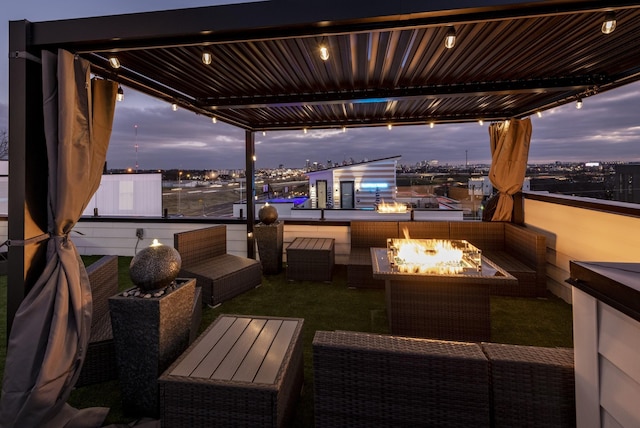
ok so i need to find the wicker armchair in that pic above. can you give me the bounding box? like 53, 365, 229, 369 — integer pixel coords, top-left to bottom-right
77, 255, 119, 387
174, 225, 262, 307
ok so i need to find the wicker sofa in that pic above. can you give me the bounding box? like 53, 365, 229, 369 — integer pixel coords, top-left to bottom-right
347, 220, 547, 297
313, 330, 575, 428
174, 225, 262, 307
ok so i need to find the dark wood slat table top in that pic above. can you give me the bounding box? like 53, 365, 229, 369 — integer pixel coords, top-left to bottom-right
170, 314, 302, 384
288, 237, 334, 252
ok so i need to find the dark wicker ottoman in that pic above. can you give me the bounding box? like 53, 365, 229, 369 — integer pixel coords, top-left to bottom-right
313, 330, 490, 427
481, 342, 575, 428
286, 237, 334, 281
159, 314, 304, 428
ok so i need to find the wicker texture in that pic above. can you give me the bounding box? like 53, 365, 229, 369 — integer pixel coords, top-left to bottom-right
174, 225, 262, 306
286, 237, 334, 281
78, 255, 119, 387
400, 221, 450, 239
481, 343, 576, 428
159, 315, 304, 427
347, 221, 399, 288
313, 330, 490, 428
387, 277, 492, 342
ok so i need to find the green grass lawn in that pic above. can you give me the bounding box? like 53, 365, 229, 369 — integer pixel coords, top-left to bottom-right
0, 257, 573, 426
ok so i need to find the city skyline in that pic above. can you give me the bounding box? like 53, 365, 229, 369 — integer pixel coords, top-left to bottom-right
3, 1, 640, 170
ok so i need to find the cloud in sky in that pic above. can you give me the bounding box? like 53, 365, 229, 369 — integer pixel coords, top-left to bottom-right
2, 1, 640, 170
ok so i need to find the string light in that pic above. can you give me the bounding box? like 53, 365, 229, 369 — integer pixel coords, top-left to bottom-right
387, 123, 393, 130
172, 103, 178, 111
303, 128, 308, 134
202, 50, 212, 65
319, 39, 330, 61
478, 119, 484, 126
429, 122, 435, 128
444, 27, 456, 49
211, 117, 217, 123
536, 111, 542, 118
576, 98, 583, 109
108, 56, 121, 69
601, 12, 617, 35
116, 85, 124, 102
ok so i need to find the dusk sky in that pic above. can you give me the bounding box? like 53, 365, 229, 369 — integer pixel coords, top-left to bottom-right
3, 1, 640, 170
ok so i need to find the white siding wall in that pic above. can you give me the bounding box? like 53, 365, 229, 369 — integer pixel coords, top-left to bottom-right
83, 174, 163, 217
523, 194, 640, 302
573, 288, 640, 428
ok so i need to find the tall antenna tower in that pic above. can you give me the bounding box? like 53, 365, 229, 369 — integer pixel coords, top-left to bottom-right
134, 124, 139, 173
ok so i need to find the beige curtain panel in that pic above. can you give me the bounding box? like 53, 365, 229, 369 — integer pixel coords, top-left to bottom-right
0, 49, 117, 427
487, 118, 532, 222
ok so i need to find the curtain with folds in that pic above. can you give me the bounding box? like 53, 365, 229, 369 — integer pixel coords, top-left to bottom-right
0, 49, 117, 428
487, 118, 532, 222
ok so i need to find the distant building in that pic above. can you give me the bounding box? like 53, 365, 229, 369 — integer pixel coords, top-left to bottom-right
306, 156, 400, 209
613, 164, 640, 203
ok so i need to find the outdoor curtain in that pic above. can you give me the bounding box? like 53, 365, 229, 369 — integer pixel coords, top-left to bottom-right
487, 118, 532, 222
0, 49, 117, 427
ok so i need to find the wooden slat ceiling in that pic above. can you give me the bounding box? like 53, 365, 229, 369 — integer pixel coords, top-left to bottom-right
74, 2, 640, 132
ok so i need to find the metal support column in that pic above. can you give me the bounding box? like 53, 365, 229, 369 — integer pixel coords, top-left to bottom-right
7, 20, 49, 334
245, 130, 256, 258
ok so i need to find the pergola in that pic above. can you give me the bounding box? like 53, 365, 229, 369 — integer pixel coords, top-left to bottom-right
8, 0, 640, 325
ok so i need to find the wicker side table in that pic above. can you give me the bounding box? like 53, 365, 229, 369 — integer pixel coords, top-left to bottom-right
286, 237, 335, 281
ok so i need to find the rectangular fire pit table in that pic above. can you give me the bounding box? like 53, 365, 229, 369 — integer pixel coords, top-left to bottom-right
158, 314, 304, 427
371, 247, 516, 342
286, 237, 335, 281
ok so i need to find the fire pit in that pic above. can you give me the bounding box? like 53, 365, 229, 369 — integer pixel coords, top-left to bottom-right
387, 238, 481, 275
371, 239, 516, 341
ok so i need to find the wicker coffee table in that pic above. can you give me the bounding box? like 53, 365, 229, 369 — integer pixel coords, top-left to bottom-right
159, 314, 304, 427
371, 247, 516, 341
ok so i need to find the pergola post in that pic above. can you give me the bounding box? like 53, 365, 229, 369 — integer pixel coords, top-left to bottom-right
245, 130, 255, 258
7, 20, 49, 334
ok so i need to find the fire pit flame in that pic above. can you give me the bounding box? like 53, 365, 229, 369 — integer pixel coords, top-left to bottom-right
376, 201, 408, 213
388, 229, 482, 275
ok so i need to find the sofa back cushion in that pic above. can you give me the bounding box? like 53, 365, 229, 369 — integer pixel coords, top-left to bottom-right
174, 225, 227, 268
399, 221, 450, 240
449, 221, 505, 251
350, 221, 399, 248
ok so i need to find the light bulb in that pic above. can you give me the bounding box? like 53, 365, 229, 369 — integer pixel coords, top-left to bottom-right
576, 98, 583, 109
303, 128, 308, 134
478, 119, 484, 126
117, 86, 124, 102
108, 56, 121, 69
319, 45, 329, 61
387, 123, 393, 130
211, 117, 217, 123
202, 51, 212, 65
172, 103, 178, 111
536, 111, 542, 118
430, 122, 434, 128
601, 12, 616, 35
444, 27, 456, 49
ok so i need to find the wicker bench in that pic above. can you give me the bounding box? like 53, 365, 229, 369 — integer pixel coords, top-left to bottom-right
174, 225, 262, 307
77, 255, 119, 387
313, 330, 575, 428
313, 330, 491, 427
159, 314, 304, 427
